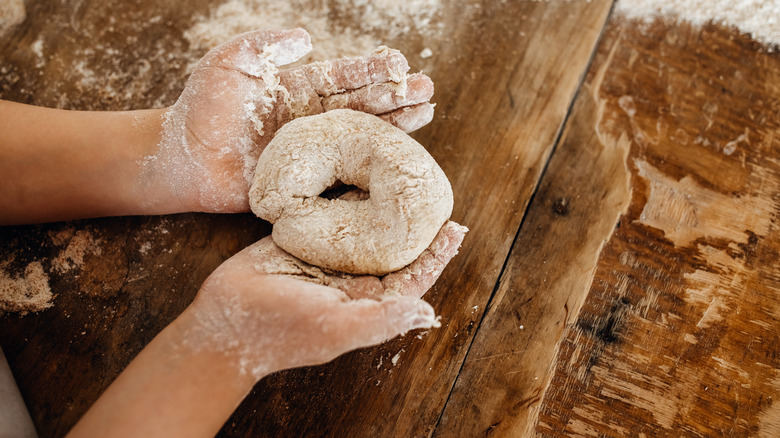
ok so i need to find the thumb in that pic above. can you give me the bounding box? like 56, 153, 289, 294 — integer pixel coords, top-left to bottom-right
331, 297, 441, 351
208, 28, 312, 75
382, 221, 468, 298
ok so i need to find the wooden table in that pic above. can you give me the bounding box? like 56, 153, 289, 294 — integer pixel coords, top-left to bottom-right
2, 1, 779, 436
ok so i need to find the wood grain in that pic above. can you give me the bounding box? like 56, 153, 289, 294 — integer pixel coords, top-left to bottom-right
434, 55, 631, 437
0, 0, 213, 111
531, 17, 780, 437
0, 0, 613, 437
218, 1, 615, 436
5, 1, 778, 437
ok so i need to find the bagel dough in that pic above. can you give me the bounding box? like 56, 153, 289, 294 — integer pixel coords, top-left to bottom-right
249, 109, 453, 276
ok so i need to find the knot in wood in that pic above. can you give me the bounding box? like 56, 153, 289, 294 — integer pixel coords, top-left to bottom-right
551, 197, 569, 216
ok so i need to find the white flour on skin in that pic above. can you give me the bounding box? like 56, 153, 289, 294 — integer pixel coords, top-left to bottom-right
148, 35, 314, 212
182, 287, 438, 380
616, 0, 780, 50
148, 31, 423, 213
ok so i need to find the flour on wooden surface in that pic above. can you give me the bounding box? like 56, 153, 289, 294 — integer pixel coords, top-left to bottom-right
0, 0, 25, 36
4, 0, 442, 110
0, 261, 53, 315
391, 349, 404, 366
184, 0, 442, 65
616, 0, 780, 49
50, 229, 103, 274
0, 228, 106, 315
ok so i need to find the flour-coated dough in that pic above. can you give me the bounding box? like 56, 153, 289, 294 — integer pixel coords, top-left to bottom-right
249, 109, 453, 275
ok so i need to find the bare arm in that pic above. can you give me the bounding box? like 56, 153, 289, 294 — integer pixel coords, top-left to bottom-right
0, 28, 434, 225
0, 102, 167, 224
67, 222, 467, 438
64, 306, 255, 438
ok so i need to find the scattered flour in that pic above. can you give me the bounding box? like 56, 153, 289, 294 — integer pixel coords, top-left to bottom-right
0, 0, 25, 36
30, 37, 46, 68
184, 0, 442, 66
50, 229, 103, 274
0, 228, 104, 315
391, 350, 403, 366
4, 0, 443, 109
0, 261, 53, 315
30, 37, 44, 57
616, 0, 780, 49
139, 241, 153, 255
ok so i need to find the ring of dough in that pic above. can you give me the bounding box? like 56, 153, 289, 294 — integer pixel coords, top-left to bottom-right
249, 109, 453, 276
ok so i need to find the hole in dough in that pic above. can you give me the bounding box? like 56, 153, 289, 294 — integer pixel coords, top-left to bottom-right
319, 181, 369, 200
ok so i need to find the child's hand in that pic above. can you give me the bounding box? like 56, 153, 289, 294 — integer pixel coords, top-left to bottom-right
148, 28, 435, 214
185, 221, 466, 378
66, 222, 464, 437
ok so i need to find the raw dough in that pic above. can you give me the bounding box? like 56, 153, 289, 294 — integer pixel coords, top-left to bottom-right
249, 109, 453, 275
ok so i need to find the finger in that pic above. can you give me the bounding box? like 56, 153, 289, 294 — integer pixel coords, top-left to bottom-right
321, 73, 434, 115
299, 47, 410, 96
329, 296, 440, 351
276, 68, 325, 120
207, 28, 312, 76
381, 221, 468, 298
379, 102, 435, 133
273, 47, 413, 122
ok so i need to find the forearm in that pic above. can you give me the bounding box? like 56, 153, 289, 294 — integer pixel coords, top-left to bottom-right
0, 101, 171, 224
66, 306, 259, 438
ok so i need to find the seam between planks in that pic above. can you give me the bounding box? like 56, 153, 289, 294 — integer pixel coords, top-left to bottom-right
429, 1, 618, 436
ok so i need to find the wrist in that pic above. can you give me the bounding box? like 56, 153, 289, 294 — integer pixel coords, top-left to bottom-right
67, 301, 260, 438
127, 107, 197, 215
178, 294, 273, 387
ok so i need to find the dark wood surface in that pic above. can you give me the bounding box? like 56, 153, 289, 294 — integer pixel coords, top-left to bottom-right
2, 1, 779, 437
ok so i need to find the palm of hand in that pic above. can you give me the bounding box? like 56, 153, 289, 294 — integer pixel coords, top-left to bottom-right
171, 62, 269, 212
189, 221, 466, 378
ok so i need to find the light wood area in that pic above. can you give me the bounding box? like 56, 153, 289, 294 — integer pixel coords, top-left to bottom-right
2, 1, 780, 437
533, 18, 780, 437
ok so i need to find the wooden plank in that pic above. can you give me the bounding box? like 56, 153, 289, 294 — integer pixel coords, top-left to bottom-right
433, 32, 631, 437
0, 1, 612, 437
0, 214, 267, 437
2, 4, 227, 438
0, 0, 212, 111
525, 17, 780, 437
218, 1, 615, 436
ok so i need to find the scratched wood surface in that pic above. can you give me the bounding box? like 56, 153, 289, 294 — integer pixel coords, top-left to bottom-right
0, 1, 613, 437
428, 5, 780, 438
5, 2, 779, 437
530, 17, 780, 437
